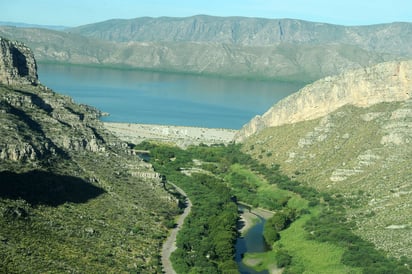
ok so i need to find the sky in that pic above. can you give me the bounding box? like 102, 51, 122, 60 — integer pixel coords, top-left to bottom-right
1, 0, 411, 27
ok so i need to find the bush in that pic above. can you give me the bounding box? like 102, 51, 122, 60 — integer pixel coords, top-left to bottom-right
275, 249, 292, 268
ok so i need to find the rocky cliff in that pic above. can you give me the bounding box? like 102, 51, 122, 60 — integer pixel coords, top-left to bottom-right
0, 38, 178, 273
235, 60, 412, 142
0, 37, 38, 85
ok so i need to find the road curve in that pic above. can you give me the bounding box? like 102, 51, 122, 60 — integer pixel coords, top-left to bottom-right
161, 183, 192, 274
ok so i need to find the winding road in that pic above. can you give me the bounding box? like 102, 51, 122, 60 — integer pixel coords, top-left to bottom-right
161, 183, 192, 274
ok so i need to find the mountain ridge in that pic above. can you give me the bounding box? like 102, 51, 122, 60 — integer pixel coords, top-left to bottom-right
1, 16, 411, 82
69, 15, 412, 56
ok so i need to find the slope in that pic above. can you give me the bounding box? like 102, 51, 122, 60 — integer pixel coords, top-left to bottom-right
241, 60, 412, 258
0, 37, 179, 273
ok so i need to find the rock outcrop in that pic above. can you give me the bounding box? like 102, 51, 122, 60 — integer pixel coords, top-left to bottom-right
235, 60, 412, 142
0, 37, 126, 162
0, 37, 38, 86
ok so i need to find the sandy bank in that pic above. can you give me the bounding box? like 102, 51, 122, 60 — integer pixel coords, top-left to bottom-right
238, 207, 274, 235
103, 122, 237, 147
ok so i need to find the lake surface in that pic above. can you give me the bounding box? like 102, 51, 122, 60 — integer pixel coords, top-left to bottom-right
37, 64, 303, 129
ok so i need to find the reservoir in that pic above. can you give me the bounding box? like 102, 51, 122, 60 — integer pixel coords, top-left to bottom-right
37, 64, 303, 129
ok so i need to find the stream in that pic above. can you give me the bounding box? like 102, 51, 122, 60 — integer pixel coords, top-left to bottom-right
236, 207, 270, 274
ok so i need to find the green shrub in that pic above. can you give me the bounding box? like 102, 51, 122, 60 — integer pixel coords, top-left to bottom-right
275, 249, 292, 268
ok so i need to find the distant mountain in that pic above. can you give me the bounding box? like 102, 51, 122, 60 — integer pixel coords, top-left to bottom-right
70, 15, 412, 56
239, 59, 412, 258
0, 37, 178, 272
0, 15, 411, 81
0, 21, 68, 31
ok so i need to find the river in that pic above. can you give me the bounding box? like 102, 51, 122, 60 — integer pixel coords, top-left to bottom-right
236, 206, 272, 274
37, 63, 303, 129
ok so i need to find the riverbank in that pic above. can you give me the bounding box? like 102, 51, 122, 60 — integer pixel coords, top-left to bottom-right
103, 122, 237, 147
239, 206, 275, 236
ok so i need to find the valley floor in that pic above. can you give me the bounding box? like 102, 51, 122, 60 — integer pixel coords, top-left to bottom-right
103, 122, 237, 147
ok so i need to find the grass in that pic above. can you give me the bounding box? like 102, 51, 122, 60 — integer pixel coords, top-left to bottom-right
224, 162, 360, 272
243, 208, 362, 273
243, 101, 412, 259
276, 211, 361, 273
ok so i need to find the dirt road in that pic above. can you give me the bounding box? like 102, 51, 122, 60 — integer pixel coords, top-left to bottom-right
161, 183, 192, 274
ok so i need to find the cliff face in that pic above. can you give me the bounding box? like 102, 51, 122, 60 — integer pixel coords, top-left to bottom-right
235, 60, 412, 142
0, 37, 38, 85
0, 37, 115, 162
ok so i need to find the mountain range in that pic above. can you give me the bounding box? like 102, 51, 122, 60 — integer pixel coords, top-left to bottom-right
1, 15, 411, 82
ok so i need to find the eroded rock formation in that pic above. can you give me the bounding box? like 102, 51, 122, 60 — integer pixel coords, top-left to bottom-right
0, 37, 116, 162
0, 37, 38, 86
235, 60, 412, 142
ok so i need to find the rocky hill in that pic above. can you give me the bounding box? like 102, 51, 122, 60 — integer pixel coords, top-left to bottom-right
0, 38, 179, 273
235, 60, 412, 141
240, 60, 412, 258
1, 16, 411, 82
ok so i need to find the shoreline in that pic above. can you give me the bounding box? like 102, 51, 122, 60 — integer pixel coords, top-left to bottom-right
103, 122, 237, 147
238, 206, 275, 236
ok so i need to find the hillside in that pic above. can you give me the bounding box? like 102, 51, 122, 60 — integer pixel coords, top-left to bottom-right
1, 15, 411, 82
70, 16, 412, 55
240, 60, 412, 258
0, 37, 179, 273
235, 60, 412, 141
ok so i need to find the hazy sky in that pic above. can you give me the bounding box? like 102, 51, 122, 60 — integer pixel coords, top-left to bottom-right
1, 0, 411, 27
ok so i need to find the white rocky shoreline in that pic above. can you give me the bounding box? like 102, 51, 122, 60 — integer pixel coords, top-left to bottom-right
103, 122, 237, 147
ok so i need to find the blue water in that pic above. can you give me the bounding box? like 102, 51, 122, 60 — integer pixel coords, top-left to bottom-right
37, 64, 303, 129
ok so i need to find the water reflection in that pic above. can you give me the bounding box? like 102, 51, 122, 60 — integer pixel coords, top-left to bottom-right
37, 64, 304, 129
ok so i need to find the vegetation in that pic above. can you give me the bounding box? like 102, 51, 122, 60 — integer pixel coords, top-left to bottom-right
136, 142, 240, 273
0, 84, 180, 273
2, 79, 410, 272
0, 155, 180, 273
136, 141, 411, 273
305, 210, 412, 273
244, 102, 412, 259
263, 208, 296, 246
